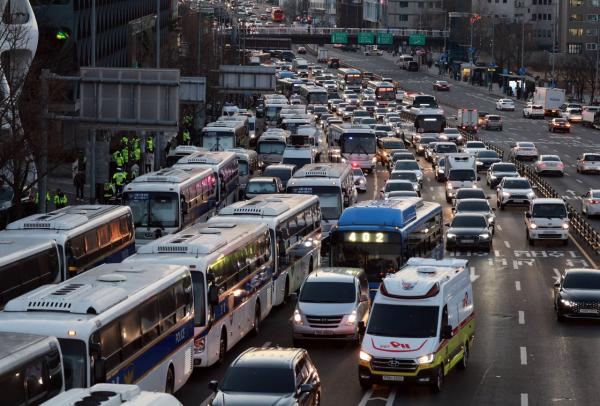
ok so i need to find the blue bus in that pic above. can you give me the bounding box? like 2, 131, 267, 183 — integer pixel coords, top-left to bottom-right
329, 198, 443, 296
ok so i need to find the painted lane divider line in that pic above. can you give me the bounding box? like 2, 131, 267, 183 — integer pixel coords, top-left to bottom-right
515, 281, 522, 291
518, 311, 525, 325
520, 347, 527, 365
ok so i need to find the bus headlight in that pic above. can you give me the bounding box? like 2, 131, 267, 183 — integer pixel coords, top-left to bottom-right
293, 309, 303, 324
416, 353, 435, 365
194, 337, 206, 353
529, 223, 537, 229
359, 351, 372, 362
562, 223, 569, 230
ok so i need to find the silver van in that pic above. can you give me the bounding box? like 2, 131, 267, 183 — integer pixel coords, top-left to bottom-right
292, 267, 370, 346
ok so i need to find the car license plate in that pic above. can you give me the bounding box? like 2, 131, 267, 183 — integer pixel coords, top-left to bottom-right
314, 329, 334, 335
579, 309, 598, 314
461, 239, 474, 244
382, 376, 404, 382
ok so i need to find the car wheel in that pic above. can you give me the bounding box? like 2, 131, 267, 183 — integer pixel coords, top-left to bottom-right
430, 365, 444, 393
527, 231, 534, 246
218, 331, 227, 365
359, 375, 372, 390
556, 310, 565, 323
563, 239, 569, 246
165, 366, 175, 394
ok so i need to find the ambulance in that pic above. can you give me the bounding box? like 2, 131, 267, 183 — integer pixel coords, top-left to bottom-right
357, 258, 474, 392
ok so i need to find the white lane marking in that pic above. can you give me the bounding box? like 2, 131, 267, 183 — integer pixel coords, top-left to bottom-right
521, 393, 529, 406
565, 172, 570, 177
470, 266, 480, 282
564, 154, 571, 159
518, 311, 525, 325
262, 341, 271, 348
496, 224, 503, 231
504, 240, 511, 249
576, 179, 583, 183
553, 268, 562, 282
429, 186, 434, 191
569, 234, 599, 269
515, 281, 522, 291
385, 388, 397, 406
520, 346, 527, 365
357, 389, 374, 406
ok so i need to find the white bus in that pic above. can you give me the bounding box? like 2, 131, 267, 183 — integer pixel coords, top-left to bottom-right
399, 106, 447, 139
173, 150, 240, 210
298, 84, 328, 105
227, 148, 259, 195
0, 263, 195, 393
257, 131, 289, 169
166, 145, 204, 167
366, 81, 396, 107
264, 96, 289, 126
0, 332, 64, 403
0, 238, 61, 309
329, 124, 377, 172
3, 205, 135, 279
125, 222, 273, 368
202, 120, 247, 151
286, 163, 357, 237
210, 194, 321, 306
122, 167, 217, 244
337, 68, 362, 92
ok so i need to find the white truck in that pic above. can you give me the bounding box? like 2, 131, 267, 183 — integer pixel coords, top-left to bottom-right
582, 105, 600, 128
456, 108, 478, 133
533, 87, 565, 116
317, 48, 328, 63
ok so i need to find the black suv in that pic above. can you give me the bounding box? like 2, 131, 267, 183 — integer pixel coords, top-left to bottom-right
209, 347, 322, 406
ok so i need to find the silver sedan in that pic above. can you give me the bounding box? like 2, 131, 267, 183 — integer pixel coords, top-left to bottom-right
534, 155, 564, 176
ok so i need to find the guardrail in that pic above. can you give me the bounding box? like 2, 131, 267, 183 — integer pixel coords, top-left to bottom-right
458, 128, 600, 258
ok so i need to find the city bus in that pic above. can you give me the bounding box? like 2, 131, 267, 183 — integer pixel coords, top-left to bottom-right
0, 262, 195, 392
0, 332, 64, 403
209, 194, 321, 306
329, 123, 377, 172
0, 238, 61, 309
122, 167, 217, 244
298, 84, 328, 105
271, 7, 284, 22
399, 106, 447, 142
125, 222, 273, 368
264, 95, 289, 126
366, 81, 396, 107
286, 163, 357, 237
257, 130, 290, 169
337, 68, 362, 92
173, 150, 240, 210
201, 120, 247, 151
166, 145, 204, 167
227, 148, 259, 196
402, 91, 438, 108
3, 205, 135, 279
329, 198, 443, 296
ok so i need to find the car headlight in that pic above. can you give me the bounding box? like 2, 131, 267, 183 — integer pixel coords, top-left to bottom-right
527, 191, 536, 199
438, 168, 444, 174
359, 179, 366, 184
562, 223, 569, 230
476, 161, 483, 166
293, 309, 303, 324
413, 184, 419, 191
446, 183, 453, 190
346, 311, 357, 325
560, 299, 575, 307
372, 157, 377, 164
479, 233, 490, 239
502, 192, 510, 198
529, 223, 537, 229
457, 135, 464, 140
490, 175, 497, 179
359, 351, 372, 362
447, 233, 456, 239
416, 353, 435, 365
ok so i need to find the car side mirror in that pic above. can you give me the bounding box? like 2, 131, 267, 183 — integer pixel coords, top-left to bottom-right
444, 222, 450, 227
553, 281, 561, 288
477, 176, 481, 181
208, 285, 219, 305
525, 212, 531, 218
358, 321, 366, 335
208, 380, 219, 392
299, 383, 315, 395
441, 325, 453, 339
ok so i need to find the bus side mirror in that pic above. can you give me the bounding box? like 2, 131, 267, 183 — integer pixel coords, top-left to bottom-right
525, 212, 531, 218
93, 357, 107, 383
208, 285, 219, 305
181, 200, 188, 215
278, 241, 287, 257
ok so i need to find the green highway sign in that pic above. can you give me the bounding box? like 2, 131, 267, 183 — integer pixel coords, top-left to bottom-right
331, 32, 348, 44
357, 32, 375, 45
377, 33, 393, 45
409, 34, 426, 46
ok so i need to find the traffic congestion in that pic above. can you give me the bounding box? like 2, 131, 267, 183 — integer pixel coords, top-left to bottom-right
3, 15, 600, 406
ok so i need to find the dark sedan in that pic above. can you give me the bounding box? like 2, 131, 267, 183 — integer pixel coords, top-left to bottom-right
209, 347, 321, 406
554, 269, 600, 322
445, 213, 492, 251
476, 150, 502, 172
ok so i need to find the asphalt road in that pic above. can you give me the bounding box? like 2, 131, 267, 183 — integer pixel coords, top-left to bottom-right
315, 46, 600, 231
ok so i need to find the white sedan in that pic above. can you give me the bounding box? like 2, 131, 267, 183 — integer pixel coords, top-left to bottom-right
496, 99, 515, 111
582, 189, 600, 217
534, 155, 564, 176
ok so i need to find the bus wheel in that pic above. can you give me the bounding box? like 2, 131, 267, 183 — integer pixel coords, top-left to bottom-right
165, 365, 175, 394
430, 365, 444, 393
458, 342, 469, 370
218, 330, 227, 365
252, 304, 261, 336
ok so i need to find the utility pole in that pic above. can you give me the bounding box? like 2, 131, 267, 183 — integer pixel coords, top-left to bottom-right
520, 18, 525, 71
90, 0, 97, 203
551, 0, 557, 86
91, 0, 96, 67
156, 0, 161, 68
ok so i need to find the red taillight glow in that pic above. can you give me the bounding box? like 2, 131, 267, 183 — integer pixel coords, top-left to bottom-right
351, 162, 359, 168
590, 200, 600, 204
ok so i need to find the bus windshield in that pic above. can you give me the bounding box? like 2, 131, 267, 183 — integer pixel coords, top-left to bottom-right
308, 93, 328, 105
345, 74, 362, 85
368, 304, 439, 338
287, 185, 342, 220
266, 106, 282, 122
124, 192, 179, 229
376, 89, 395, 101
58, 338, 87, 389
202, 131, 234, 151
341, 133, 376, 155
257, 141, 286, 155
415, 115, 445, 133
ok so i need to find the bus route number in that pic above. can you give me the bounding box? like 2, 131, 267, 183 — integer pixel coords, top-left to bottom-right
345, 232, 387, 243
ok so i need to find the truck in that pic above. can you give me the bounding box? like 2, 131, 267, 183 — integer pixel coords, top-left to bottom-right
582, 105, 600, 128
317, 48, 328, 63
456, 108, 478, 133
533, 87, 565, 116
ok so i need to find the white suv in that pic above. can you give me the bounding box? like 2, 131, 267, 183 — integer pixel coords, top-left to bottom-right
525, 198, 569, 246
496, 177, 535, 209
523, 103, 544, 119
509, 142, 538, 161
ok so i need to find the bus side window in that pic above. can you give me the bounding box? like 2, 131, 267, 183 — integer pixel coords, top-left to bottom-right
158, 287, 177, 332
100, 322, 122, 372
140, 298, 160, 344
120, 310, 142, 360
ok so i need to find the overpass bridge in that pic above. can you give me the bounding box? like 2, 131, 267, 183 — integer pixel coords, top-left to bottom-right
225, 27, 448, 50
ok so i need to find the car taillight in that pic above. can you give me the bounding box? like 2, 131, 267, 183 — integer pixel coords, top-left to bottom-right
538, 163, 546, 168
590, 200, 600, 204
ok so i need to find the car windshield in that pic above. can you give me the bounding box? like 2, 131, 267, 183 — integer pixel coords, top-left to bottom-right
353, 168, 364, 176
300, 282, 356, 303
282, 157, 310, 168
519, 143, 535, 148
436, 144, 457, 153
541, 156, 560, 162
375, 125, 393, 132
221, 366, 295, 393
451, 215, 487, 228
591, 191, 600, 198
393, 153, 414, 161
382, 140, 405, 149
504, 179, 531, 189
390, 172, 417, 182
394, 161, 419, 170
487, 116, 500, 121
562, 273, 600, 290
554, 119, 567, 123
456, 190, 486, 200
467, 142, 485, 149
419, 137, 438, 145
354, 111, 369, 117
478, 151, 498, 158
258, 141, 286, 155
367, 304, 439, 338
532, 203, 567, 218
444, 129, 459, 134
457, 201, 489, 212
584, 155, 600, 161
448, 169, 476, 181
263, 168, 292, 183
124, 192, 179, 228
492, 164, 516, 172
247, 181, 277, 194
385, 182, 413, 192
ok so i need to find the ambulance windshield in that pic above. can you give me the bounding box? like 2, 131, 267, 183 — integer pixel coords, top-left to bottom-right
367, 304, 439, 338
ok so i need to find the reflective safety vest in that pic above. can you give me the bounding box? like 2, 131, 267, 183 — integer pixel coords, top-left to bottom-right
121, 148, 129, 163
112, 151, 123, 167
113, 171, 128, 186
34, 192, 51, 204
133, 147, 141, 161
103, 182, 116, 197
121, 136, 129, 146
182, 130, 191, 143
53, 193, 67, 206
146, 137, 154, 152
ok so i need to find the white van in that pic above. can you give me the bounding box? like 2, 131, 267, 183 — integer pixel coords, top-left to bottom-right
282, 145, 315, 170
525, 198, 569, 246
444, 153, 478, 203
358, 258, 474, 392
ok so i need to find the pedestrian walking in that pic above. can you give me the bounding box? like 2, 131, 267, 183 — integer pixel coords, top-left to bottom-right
73, 170, 86, 200
131, 163, 140, 180
53, 189, 68, 209
103, 182, 116, 204
145, 151, 154, 173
